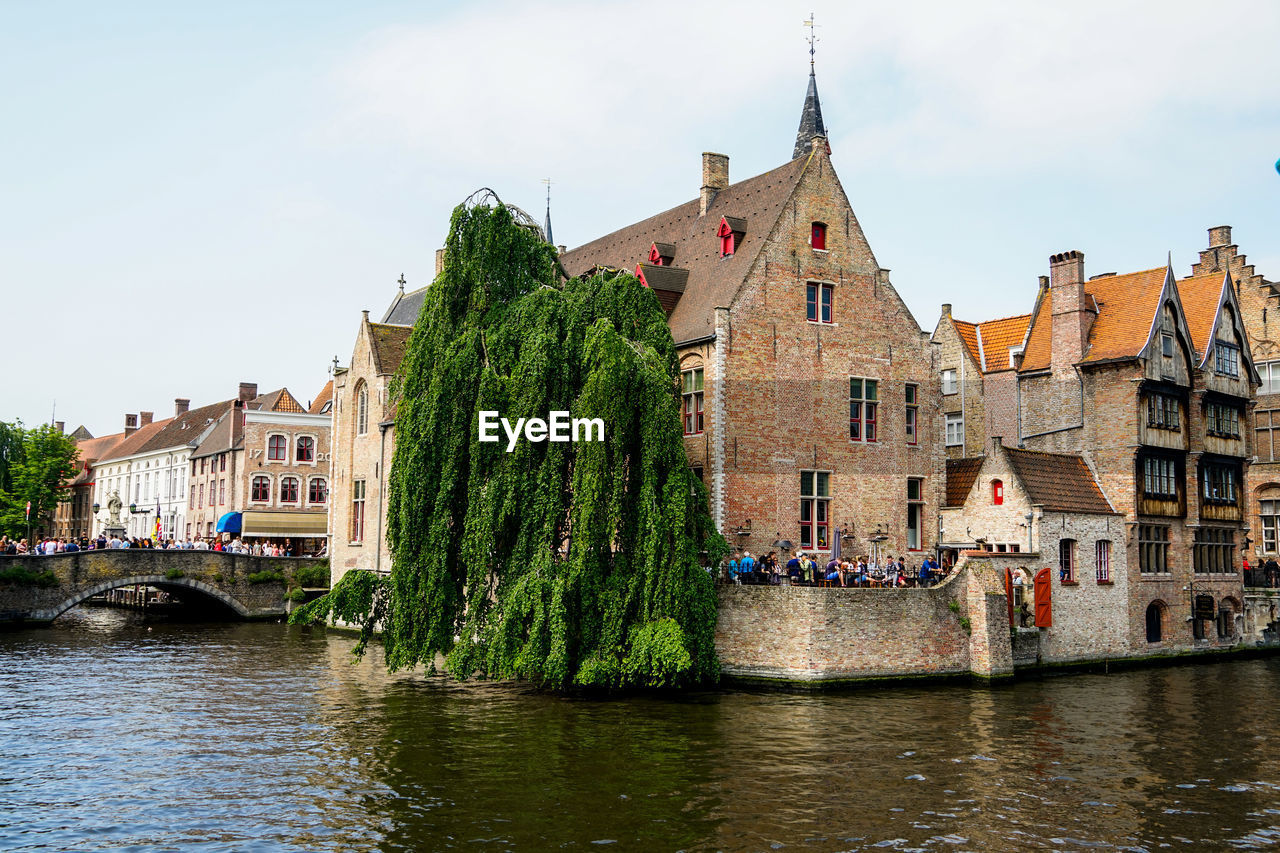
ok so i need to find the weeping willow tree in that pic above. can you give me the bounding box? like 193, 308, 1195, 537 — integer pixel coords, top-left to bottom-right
295, 198, 726, 690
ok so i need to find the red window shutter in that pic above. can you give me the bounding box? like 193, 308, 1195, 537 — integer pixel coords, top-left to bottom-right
634, 265, 649, 288
993, 479, 1004, 505
717, 217, 735, 257
1033, 567, 1052, 627
648, 243, 662, 265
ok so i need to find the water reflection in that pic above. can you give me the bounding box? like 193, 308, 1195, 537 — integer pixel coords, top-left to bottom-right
2, 610, 1280, 851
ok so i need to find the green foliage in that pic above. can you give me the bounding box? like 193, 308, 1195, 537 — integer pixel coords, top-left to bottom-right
304, 201, 726, 690
246, 570, 285, 585
164, 568, 185, 580
0, 422, 79, 538
959, 616, 972, 635
0, 565, 60, 588
292, 562, 330, 589
948, 599, 961, 614
290, 568, 387, 658
284, 587, 307, 602
211, 573, 225, 584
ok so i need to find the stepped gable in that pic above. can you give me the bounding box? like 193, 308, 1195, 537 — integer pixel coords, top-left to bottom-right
1005, 447, 1116, 515
559, 156, 810, 344
945, 457, 983, 507
1021, 267, 1167, 371
369, 323, 413, 375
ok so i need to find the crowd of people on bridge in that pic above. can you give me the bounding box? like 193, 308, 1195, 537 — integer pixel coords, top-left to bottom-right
725, 550, 948, 588
1, 534, 299, 556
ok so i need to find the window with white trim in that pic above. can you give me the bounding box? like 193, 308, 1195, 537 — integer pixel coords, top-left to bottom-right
268, 434, 287, 462
308, 478, 328, 505
1059, 539, 1076, 583
944, 412, 964, 447
1262, 499, 1280, 554
907, 478, 923, 551
682, 368, 704, 435
351, 479, 366, 543
251, 475, 270, 503
1096, 540, 1111, 582
296, 436, 315, 463
941, 368, 958, 395
806, 282, 833, 324
279, 476, 299, 504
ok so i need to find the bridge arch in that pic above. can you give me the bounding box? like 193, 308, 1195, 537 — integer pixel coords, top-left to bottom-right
34, 575, 254, 623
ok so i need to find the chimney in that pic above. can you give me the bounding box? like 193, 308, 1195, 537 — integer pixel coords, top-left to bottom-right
1048, 251, 1092, 374
941, 303, 952, 318
435, 248, 446, 276
700, 152, 729, 216
238, 382, 257, 402
55, 421, 65, 434
174, 398, 190, 415
139, 411, 154, 427
124, 413, 138, 437
1209, 225, 1232, 248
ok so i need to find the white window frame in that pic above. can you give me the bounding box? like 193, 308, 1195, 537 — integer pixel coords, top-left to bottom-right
266, 432, 289, 464
941, 368, 958, 396
250, 474, 273, 506
306, 476, 328, 507
944, 412, 964, 447
295, 433, 319, 466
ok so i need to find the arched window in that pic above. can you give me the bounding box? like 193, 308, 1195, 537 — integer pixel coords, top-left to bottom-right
251, 476, 270, 503
992, 479, 1004, 505
279, 476, 299, 504
296, 436, 315, 463
267, 434, 287, 462
1145, 600, 1165, 643
308, 478, 327, 505
356, 383, 369, 436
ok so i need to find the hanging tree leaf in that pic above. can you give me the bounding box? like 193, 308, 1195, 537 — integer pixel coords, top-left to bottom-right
295, 198, 726, 690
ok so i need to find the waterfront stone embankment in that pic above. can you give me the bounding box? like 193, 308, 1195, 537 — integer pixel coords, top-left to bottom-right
0, 551, 325, 625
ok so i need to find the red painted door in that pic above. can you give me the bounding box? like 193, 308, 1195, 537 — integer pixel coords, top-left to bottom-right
1033, 567, 1052, 627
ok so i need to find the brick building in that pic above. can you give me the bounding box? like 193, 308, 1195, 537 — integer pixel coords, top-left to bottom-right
185, 383, 331, 548
932, 307, 1030, 459
329, 311, 412, 584
941, 439, 1129, 662
954, 249, 1258, 652
557, 69, 941, 563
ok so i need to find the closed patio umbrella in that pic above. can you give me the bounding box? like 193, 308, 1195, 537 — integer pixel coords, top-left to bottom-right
831, 528, 842, 561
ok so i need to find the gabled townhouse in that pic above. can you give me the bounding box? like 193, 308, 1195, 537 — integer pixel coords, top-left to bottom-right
932, 307, 1031, 459
953, 248, 1259, 652
185, 384, 331, 549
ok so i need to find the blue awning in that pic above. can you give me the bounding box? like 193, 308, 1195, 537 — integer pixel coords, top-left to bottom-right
215, 512, 242, 533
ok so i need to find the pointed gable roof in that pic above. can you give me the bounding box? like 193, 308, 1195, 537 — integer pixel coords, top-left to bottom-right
1004, 447, 1116, 515
951, 313, 1032, 373
559, 156, 810, 343
793, 70, 827, 160
308, 380, 334, 415
945, 457, 984, 507
382, 285, 428, 326
1020, 267, 1169, 372
369, 322, 413, 375
1176, 270, 1232, 361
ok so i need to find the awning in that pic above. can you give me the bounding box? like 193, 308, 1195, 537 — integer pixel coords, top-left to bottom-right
215, 512, 242, 534
241, 510, 328, 538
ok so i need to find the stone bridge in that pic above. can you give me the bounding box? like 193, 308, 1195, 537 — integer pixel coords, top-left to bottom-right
0, 551, 328, 626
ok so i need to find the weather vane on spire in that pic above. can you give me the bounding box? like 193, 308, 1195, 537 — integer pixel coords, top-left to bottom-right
804, 12, 818, 70
541, 178, 555, 246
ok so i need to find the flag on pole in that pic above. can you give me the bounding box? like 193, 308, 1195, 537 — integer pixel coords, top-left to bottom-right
25, 501, 31, 520
154, 501, 162, 542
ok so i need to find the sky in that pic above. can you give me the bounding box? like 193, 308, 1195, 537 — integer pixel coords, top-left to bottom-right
3, 1, 1279, 438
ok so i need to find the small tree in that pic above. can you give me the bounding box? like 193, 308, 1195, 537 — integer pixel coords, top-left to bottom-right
0, 423, 79, 539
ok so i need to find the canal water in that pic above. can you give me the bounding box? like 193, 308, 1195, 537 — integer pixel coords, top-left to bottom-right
4, 609, 1280, 851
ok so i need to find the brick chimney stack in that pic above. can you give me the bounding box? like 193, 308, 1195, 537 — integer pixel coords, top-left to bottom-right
238, 382, 258, 402
700, 152, 729, 216
55, 421, 64, 434
175, 398, 190, 415
124, 413, 138, 437
139, 411, 154, 427
1049, 251, 1093, 374
435, 248, 446, 276
1208, 225, 1232, 247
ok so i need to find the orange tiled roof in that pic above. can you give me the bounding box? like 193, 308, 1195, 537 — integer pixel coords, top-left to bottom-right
1177, 270, 1229, 359
1021, 267, 1168, 372
952, 314, 1031, 373
308, 380, 333, 415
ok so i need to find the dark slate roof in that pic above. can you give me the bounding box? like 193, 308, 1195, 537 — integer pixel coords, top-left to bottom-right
793, 70, 827, 160
382, 286, 428, 325
191, 411, 235, 459
369, 323, 413, 375
559, 156, 809, 343
129, 400, 232, 456
945, 457, 983, 507
1005, 448, 1116, 515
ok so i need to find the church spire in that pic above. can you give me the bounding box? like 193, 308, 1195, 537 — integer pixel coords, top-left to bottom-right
541, 178, 554, 246
792, 13, 827, 160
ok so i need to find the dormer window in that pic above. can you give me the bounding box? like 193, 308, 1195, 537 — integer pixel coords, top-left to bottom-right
811, 222, 827, 251
1215, 343, 1241, 378
718, 219, 734, 256
717, 217, 746, 258
634, 264, 649, 288
648, 242, 674, 266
